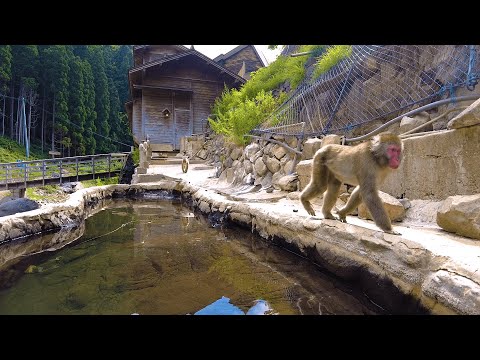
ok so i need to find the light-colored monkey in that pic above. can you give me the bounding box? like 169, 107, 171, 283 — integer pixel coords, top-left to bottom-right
300, 132, 403, 235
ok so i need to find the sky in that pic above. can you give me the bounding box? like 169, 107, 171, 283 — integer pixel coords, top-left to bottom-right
184, 45, 282, 65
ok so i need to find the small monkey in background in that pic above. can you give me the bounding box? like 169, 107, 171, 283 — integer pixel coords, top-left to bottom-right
182, 151, 189, 173
300, 132, 403, 235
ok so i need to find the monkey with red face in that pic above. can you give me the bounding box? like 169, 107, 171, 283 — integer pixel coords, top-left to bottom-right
300, 132, 403, 235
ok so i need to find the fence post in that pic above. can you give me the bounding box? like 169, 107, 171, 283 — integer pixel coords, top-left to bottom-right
108, 155, 111, 178
24, 162, 27, 188
6, 165, 9, 190
42, 160, 45, 186
76, 157, 79, 182
92, 157, 95, 180
59, 160, 63, 185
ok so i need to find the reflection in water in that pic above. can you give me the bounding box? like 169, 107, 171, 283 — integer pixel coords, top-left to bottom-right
194, 297, 275, 315
0, 198, 379, 315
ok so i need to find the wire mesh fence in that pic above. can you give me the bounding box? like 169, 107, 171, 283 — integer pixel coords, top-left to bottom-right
254, 45, 480, 137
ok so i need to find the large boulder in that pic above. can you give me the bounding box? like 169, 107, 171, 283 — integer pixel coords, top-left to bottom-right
436, 194, 480, 240
0, 198, 40, 217
302, 138, 322, 160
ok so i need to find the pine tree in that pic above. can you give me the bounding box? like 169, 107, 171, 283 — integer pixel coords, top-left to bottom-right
41, 45, 70, 153
67, 53, 87, 155
0, 45, 12, 93
87, 46, 111, 153
82, 60, 97, 154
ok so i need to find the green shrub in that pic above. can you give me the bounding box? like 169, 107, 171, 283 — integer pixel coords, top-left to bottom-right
312, 45, 352, 80
208, 45, 325, 144
209, 90, 280, 145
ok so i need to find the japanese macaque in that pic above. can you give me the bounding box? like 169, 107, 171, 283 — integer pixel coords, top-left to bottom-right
300, 132, 403, 235
182, 151, 189, 173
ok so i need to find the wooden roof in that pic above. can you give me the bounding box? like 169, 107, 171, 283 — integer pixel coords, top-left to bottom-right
128, 48, 245, 94
213, 45, 267, 67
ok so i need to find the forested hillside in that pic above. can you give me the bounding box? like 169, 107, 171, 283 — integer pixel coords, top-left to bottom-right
0, 45, 133, 158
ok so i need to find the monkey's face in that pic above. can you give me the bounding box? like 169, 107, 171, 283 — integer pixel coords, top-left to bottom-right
386, 145, 402, 169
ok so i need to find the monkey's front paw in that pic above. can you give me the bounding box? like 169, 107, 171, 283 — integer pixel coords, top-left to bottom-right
385, 229, 401, 236
335, 212, 347, 223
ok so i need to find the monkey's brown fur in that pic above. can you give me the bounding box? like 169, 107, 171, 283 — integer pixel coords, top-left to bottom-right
300, 132, 403, 235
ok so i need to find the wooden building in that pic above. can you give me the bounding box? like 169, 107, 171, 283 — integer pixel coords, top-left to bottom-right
213, 45, 267, 80
125, 45, 245, 152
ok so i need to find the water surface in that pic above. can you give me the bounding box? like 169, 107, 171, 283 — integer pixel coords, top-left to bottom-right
0, 197, 379, 315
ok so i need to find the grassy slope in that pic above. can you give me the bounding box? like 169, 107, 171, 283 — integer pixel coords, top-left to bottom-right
0, 136, 48, 163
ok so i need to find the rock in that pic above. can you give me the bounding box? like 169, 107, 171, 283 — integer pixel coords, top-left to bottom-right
398, 198, 411, 210
321, 134, 341, 146
0, 198, 40, 217
261, 172, 273, 189
436, 194, 480, 240
399, 111, 432, 134
197, 149, 208, 160
244, 159, 253, 174
265, 157, 281, 174
302, 138, 322, 160
358, 191, 405, 222
447, 97, 480, 129
276, 175, 299, 192
296, 159, 312, 191
245, 143, 260, 160
230, 147, 243, 161
254, 157, 268, 177
272, 144, 287, 160
60, 182, 84, 194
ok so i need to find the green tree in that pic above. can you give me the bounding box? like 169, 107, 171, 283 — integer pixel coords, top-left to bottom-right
87, 46, 110, 153
41, 45, 70, 152
0, 46, 12, 93
67, 53, 87, 155
82, 60, 97, 154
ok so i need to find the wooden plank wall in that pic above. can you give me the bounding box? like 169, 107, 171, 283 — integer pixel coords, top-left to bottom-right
142, 89, 174, 146
145, 64, 224, 135
132, 98, 143, 143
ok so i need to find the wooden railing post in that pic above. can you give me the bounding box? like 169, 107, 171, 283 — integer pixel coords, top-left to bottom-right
59, 160, 63, 185
5, 165, 9, 190
92, 157, 95, 180
24, 162, 27, 188
42, 160, 46, 186
108, 155, 111, 178
76, 158, 79, 182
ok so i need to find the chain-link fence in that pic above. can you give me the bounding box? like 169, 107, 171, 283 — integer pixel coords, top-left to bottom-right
254, 45, 480, 137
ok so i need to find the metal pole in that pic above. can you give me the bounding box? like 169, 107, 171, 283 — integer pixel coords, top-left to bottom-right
345, 94, 480, 143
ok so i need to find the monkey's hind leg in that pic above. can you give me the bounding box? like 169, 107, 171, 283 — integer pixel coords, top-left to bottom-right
300, 160, 328, 216
322, 175, 342, 220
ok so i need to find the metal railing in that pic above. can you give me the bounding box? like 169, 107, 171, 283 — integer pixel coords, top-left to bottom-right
0, 153, 130, 190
